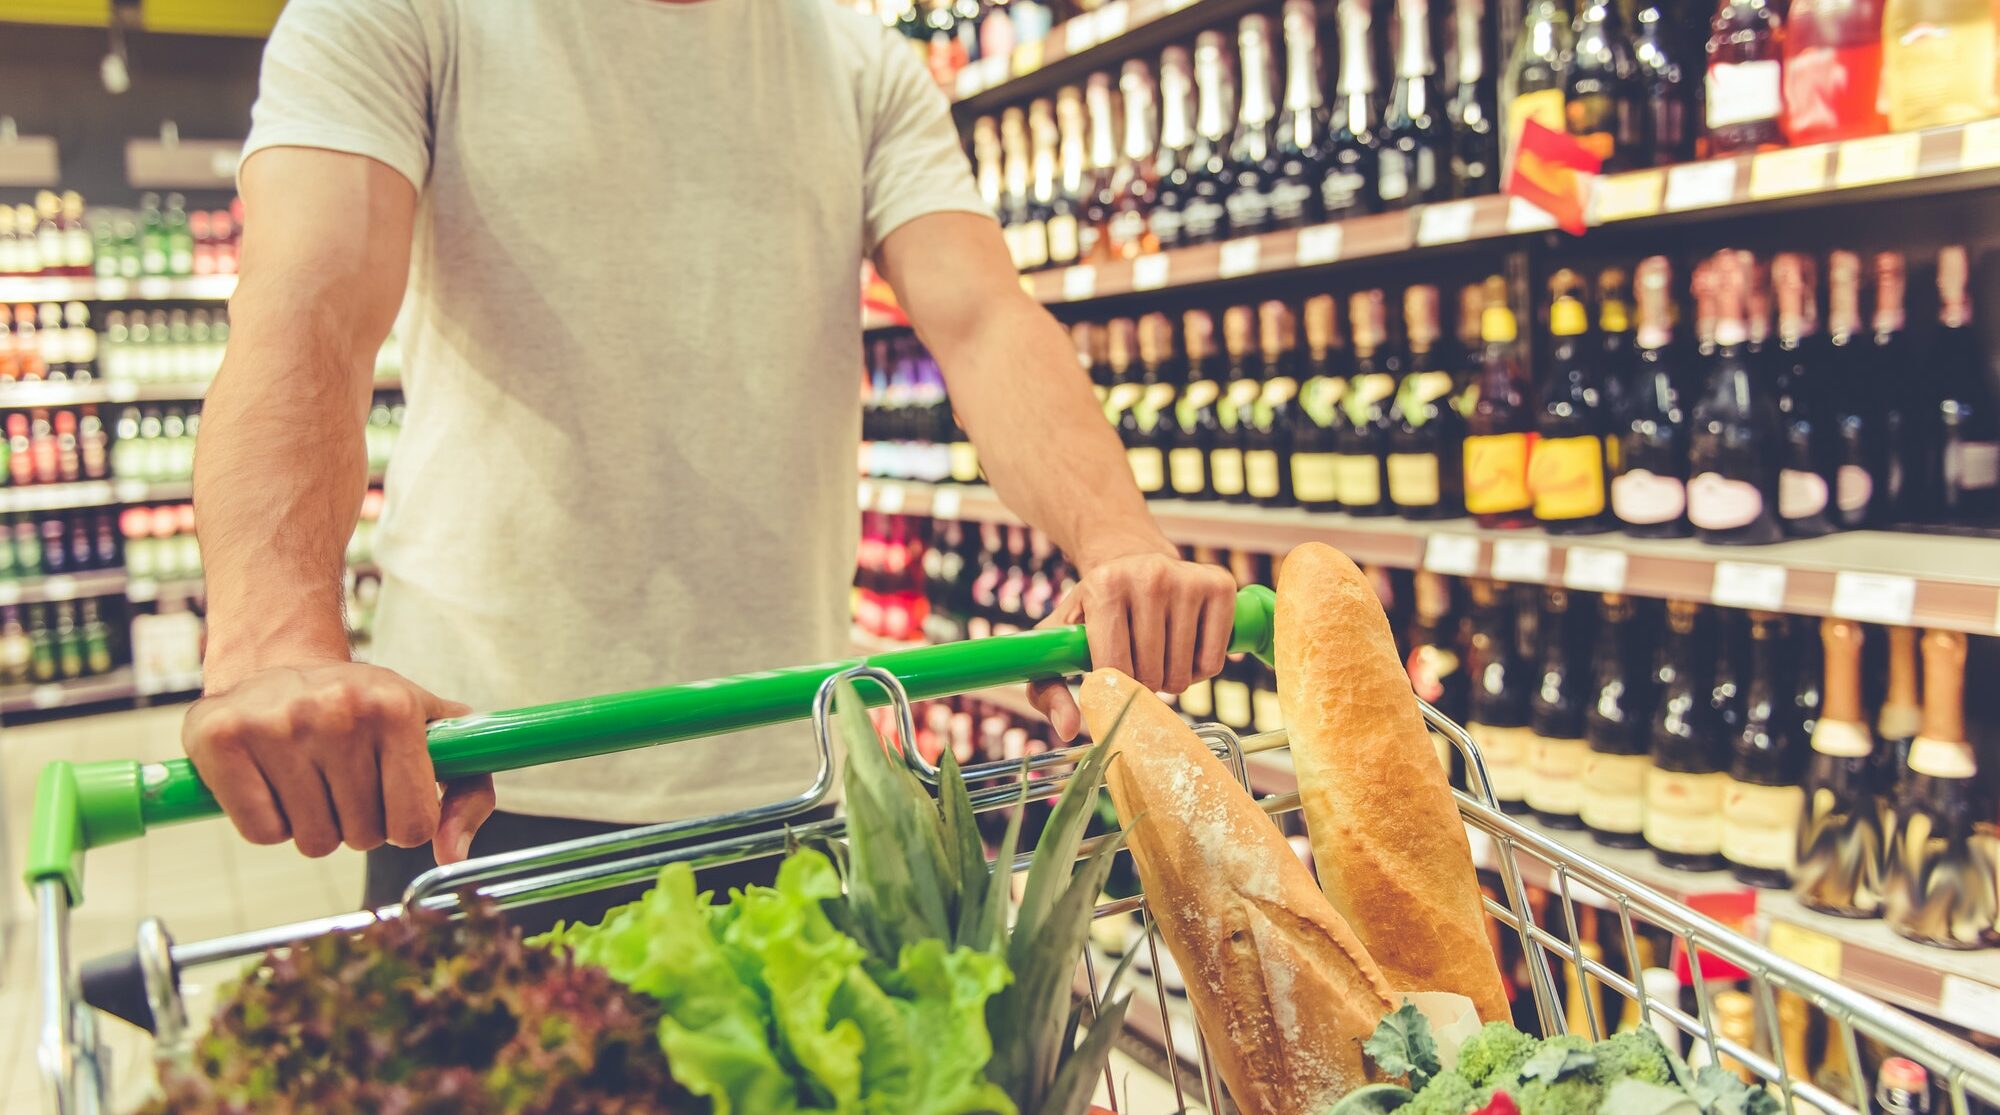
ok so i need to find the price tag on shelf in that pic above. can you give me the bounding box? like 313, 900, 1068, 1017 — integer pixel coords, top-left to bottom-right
107, 382, 139, 402
1591, 170, 1665, 222
856, 480, 875, 511
1834, 132, 1920, 188
1831, 571, 1916, 625
1490, 538, 1551, 584
1422, 534, 1482, 577
1748, 146, 1829, 199
1062, 16, 1097, 54
877, 484, 906, 514
1414, 200, 1477, 245
1132, 252, 1171, 291
41, 575, 75, 601
1504, 196, 1558, 233
135, 277, 172, 300
1711, 561, 1787, 610
1663, 160, 1738, 211
931, 486, 962, 521
1938, 976, 2000, 1033
1294, 223, 1343, 266
31, 683, 65, 710
1561, 547, 1628, 593
0, 583, 18, 606
1093, 1, 1129, 40
1961, 117, 2000, 170
126, 579, 158, 602
1061, 265, 1097, 301
1010, 40, 1044, 77
1217, 238, 1261, 278
1766, 921, 1842, 979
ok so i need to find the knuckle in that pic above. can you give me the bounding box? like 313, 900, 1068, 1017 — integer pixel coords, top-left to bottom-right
238, 815, 289, 846
295, 833, 340, 859
193, 708, 251, 753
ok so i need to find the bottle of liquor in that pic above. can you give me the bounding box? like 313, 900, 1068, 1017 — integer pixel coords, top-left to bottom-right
1532, 271, 1614, 534
1565, 0, 1646, 170
1932, 246, 1999, 522
1048, 87, 1090, 269
1126, 314, 1174, 500
1139, 311, 1188, 497
1884, 630, 1998, 948
1871, 252, 1920, 523
1291, 294, 1351, 511
1813, 1016, 1859, 1104
1379, 0, 1448, 208
1502, 0, 1573, 174
1793, 618, 1885, 917
1447, 0, 1500, 196
1721, 611, 1806, 888
1876, 1057, 1935, 1115
1688, 252, 1784, 545
1583, 593, 1654, 848
1465, 276, 1536, 528
1879, 624, 1924, 796
1184, 32, 1237, 245
999, 108, 1040, 271
1880, 0, 1997, 131
1407, 569, 1470, 772
1528, 588, 1590, 830
1026, 97, 1061, 271
1707, 607, 1747, 744
1272, 0, 1331, 228
1647, 599, 1727, 871
1466, 577, 1535, 813
1150, 47, 1197, 251
1389, 284, 1466, 519
1226, 14, 1283, 237
1081, 73, 1121, 263
1101, 319, 1152, 492
1455, 282, 1486, 402
1634, 0, 1697, 164
1110, 61, 1161, 260
1772, 254, 1836, 537
1703, 0, 1787, 154
1323, 0, 1383, 219
1211, 306, 1257, 503
1245, 301, 1298, 508
1782, 0, 1887, 143
1825, 251, 1875, 530
1339, 290, 1398, 517
1171, 310, 1221, 501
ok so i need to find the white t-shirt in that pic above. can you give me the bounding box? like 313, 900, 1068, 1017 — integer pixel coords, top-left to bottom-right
242, 0, 986, 823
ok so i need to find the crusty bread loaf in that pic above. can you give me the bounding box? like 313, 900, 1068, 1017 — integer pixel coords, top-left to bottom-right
1276, 542, 1511, 1022
1079, 669, 1396, 1115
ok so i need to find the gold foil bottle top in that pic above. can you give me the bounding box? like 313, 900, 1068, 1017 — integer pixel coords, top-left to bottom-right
1873, 251, 1906, 334
1820, 617, 1865, 725
1458, 282, 1484, 348
1070, 320, 1098, 368
1467, 576, 1499, 609
1222, 305, 1254, 357
1138, 312, 1174, 367
1597, 267, 1631, 334
1549, 269, 1587, 337
1827, 250, 1861, 335
1920, 628, 1969, 745
1634, 256, 1673, 350
1106, 317, 1137, 372
1303, 293, 1339, 357
1028, 97, 1058, 142
1404, 284, 1441, 353
1666, 598, 1699, 633
1480, 275, 1517, 344
1258, 300, 1295, 359
1938, 245, 1971, 327
1772, 252, 1808, 341
1183, 309, 1216, 363
1349, 289, 1386, 355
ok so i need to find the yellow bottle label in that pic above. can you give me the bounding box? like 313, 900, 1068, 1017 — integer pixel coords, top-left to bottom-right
948, 441, 981, 484
1529, 434, 1607, 520
1334, 454, 1382, 506
1168, 447, 1206, 494
1644, 768, 1727, 855
1245, 449, 1282, 498
1883, 17, 1999, 131
1387, 452, 1441, 507
1292, 452, 1341, 503
1580, 752, 1651, 834
1468, 722, 1533, 804
1722, 780, 1805, 871
1506, 87, 1568, 166
1210, 447, 1246, 496
1527, 734, 1590, 816
1128, 446, 1165, 493
1464, 432, 1533, 514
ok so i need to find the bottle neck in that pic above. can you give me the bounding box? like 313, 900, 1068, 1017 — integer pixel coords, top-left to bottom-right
1284, 26, 1323, 111
1086, 87, 1118, 171
1397, 0, 1435, 79
1337, 1, 1378, 95
1195, 51, 1236, 140
1456, 0, 1486, 84
1123, 82, 1158, 163
1160, 64, 1194, 150
1240, 32, 1277, 126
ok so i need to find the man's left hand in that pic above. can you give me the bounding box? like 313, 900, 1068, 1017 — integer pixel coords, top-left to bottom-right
1027, 551, 1239, 740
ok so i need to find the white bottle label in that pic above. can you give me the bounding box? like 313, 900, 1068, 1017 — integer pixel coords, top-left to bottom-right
1580, 752, 1651, 834
1778, 468, 1829, 520
1527, 734, 1590, 816
1706, 60, 1783, 128
1468, 722, 1533, 804
1722, 780, 1804, 870
1610, 468, 1687, 525
1644, 768, 1727, 854
1949, 441, 2000, 491
1835, 463, 1873, 512
1687, 472, 1766, 530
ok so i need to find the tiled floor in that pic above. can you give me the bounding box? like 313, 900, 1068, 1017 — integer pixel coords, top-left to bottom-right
1, 705, 1195, 1113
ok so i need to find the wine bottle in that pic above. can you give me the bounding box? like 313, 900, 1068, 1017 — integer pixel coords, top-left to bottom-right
1583, 593, 1655, 849
1184, 32, 1237, 245
1883, 629, 1998, 949
1722, 611, 1806, 888
1379, 0, 1448, 208
1323, 0, 1383, 218
1291, 294, 1351, 511
1080, 73, 1121, 264
1465, 276, 1536, 529
1872, 251, 1921, 522
1467, 577, 1535, 813
1634, 0, 1697, 164
1339, 290, 1398, 517
1048, 86, 1089, 268
1874, 625, 1923, 822
1129, 313, 1178, 500
1447, 0, 1500, 196
1781, 0, 1888, 144
1389, 284, 1466, 519
998, 108, 1039, 270
1103, 319, 1156, 493
1527, 588, 1590, 830
1773, 253, 1837, 537
1175, 310, 1224, 501
1932, 245, 2000, 522
1150, 47, 1197, 251
1703, 0, 1787, 154
1246, 301, 1299, 508
1793, 618, 1885, 917
1226, 14, 1283, 237
1212, 306, 1260, 504
1502, 0, 1573, 175
1272, 0, 1331, 228
1688, 251, 1785, 544
1026, 97, 1061, 272
1712, 990, 1759, 1084
1106, 62, 1162, 262
1880, 0, 1998, 131
1826, 251, 1876, 529
1565, 0, 1646, 171
1647, 599, 1728, 872
1532, 271, 1615, 534
1408, 569, 1470, 773
1707, 607, 1747, 745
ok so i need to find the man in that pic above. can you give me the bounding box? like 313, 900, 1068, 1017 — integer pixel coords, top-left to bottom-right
185, 0, 1236, 912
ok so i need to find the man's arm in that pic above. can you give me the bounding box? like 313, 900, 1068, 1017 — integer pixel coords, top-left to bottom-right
875, 212, 1237, 737
187, 146, 488, 861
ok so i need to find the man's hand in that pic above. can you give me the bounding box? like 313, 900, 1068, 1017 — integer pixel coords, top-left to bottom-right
183, 662, 492, 864
1028, 551, 1238, 740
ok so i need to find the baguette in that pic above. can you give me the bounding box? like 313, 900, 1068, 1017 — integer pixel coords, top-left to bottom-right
1276, 542, 1511, 1022
1078, 669, 1396, 1115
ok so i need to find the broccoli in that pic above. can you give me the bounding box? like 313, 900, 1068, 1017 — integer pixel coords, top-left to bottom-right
1455, 1023, 1541, 1088
1512, 1075, 1606, 1115
1403, 1070, 1480, 1115
1589, 1029, 1677, 1087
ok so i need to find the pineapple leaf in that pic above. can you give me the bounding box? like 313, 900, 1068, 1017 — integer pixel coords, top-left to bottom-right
1014, 698, 1126, 941
833, 678, 955, 960
1043, 992, 1135, 1115
938, 749, 993, 951
963, 772, 1027, 954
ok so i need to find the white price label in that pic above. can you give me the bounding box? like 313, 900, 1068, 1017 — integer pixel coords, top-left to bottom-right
1833, 132, 1919, 188
1664, 160, 1738, 211
40, 574, 75, 601
1490, 538, 1552, 584
1504, 196, 1558, 233
1063, 16, 1097, 54
1711, 561, 1787, 610
1131, 252, 1171, 291
1092, 1, 1129, 40
1831, 571, 1916, 625
1561, 547, 1628, 593
1294, 224, 1344, 266
1591, 170, 1666, 222
856, 480, 875, 511
932, 486, 963, 521
114, 479, 149, 503
877, 483, 906, 514
107, 382, 139, 402
31, 683, 64, 710
1422, 534, 1482, 577
1061, 265, 1097, 301
1415, 200, 1477, 245
1939, 976, 2000, 1033
1217, 238, 1261, 278
135, 277, 172, 300
126, 579, 158, 602
0, 583, 18, 605
1961, 117, 2000, 170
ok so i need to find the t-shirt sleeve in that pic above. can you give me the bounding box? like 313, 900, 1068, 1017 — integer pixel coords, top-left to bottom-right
240, 0, 433, 192
860, 30, 991, 255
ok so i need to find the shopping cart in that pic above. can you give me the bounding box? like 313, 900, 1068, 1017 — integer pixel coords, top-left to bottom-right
25, 584, 2000, 1114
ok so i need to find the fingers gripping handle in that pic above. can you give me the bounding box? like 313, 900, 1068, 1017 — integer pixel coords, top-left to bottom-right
27, 585, 1274, 900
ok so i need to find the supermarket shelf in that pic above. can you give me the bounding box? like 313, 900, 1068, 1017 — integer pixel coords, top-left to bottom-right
0, 666, 137, 714
124, 575, 203, 603
0, 274, 236, 302
951, 0, 1267, 115
0, 376, 400, 408
1001, 118, 2000, 307
0, 568, 129, 605
848, 628, 1044, 718
859, 479, 2000, 635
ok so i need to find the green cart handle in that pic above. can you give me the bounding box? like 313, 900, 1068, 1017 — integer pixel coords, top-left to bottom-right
27, 584, 1275, 904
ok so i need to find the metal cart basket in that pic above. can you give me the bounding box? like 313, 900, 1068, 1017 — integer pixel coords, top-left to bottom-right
26, 585, 2000, 1114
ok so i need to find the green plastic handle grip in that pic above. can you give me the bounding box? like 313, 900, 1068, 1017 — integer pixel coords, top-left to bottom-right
27, 585, 1275, 902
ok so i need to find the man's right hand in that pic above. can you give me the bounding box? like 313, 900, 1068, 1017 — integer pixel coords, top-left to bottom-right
182, 662, 492, 863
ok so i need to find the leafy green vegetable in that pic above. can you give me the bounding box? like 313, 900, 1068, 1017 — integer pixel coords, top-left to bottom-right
1512, 1075, 1605, 1115
1600, 1079, 1704, 1115
1456, 1023, 1542, 1087
1686, 1065, 1782, 1115
1400, 1071, 1479, 1115
1366, 1000, 1446, 1091
1515, 1043, 1597, 1085
1589, 1029, 1677, 1088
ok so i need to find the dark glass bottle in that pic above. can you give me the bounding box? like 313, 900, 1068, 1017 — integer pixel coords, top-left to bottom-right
1502, 0, 1573, 175
1873, 626, 1922, 828
1688, 251, 1785, 544
1290, 294, 1351, 511
1323, 0, 1383, 218
1793, 618, 1886, 917
1408, 570, 1472, 777
1532, 271, 1615, 534
1183, 32, 1237, 245
1872, 251, 1920, 522
1565, 0, 1646, 170
1378, 0, 1449, 208
1722, 611, 1807, 888
1707, 607, 1747, 743
1634, 0, 1697, 164
1465, 276, 1536, 528
1466, 577, 1534, 813
1103, 319, 1160, 496
1225, 14, 1283, 237
1212, 306, 1261, 504
1245, 301, 1299, 508
1447, 0, 1501, 196
1338, 290, 1398, 517
1773, 253, 1838, 537
1080, 74, 1121, 264
1108, 61, 1161, 261
1825, 251, 1876, 529
1583, 593, 1654, 848
1389, 284, 1466, 519
1883, 630, 1996, 949
1173, 310, 1224, 501
1703, 0, 1787, 154
1528, 587, 1590, 830
1128, 313, 1177, 500
1647, 599, 1729, 872
1271, 0, 1332, 228
1149, 48, 1197, 251
1933, 246, 2000, 523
